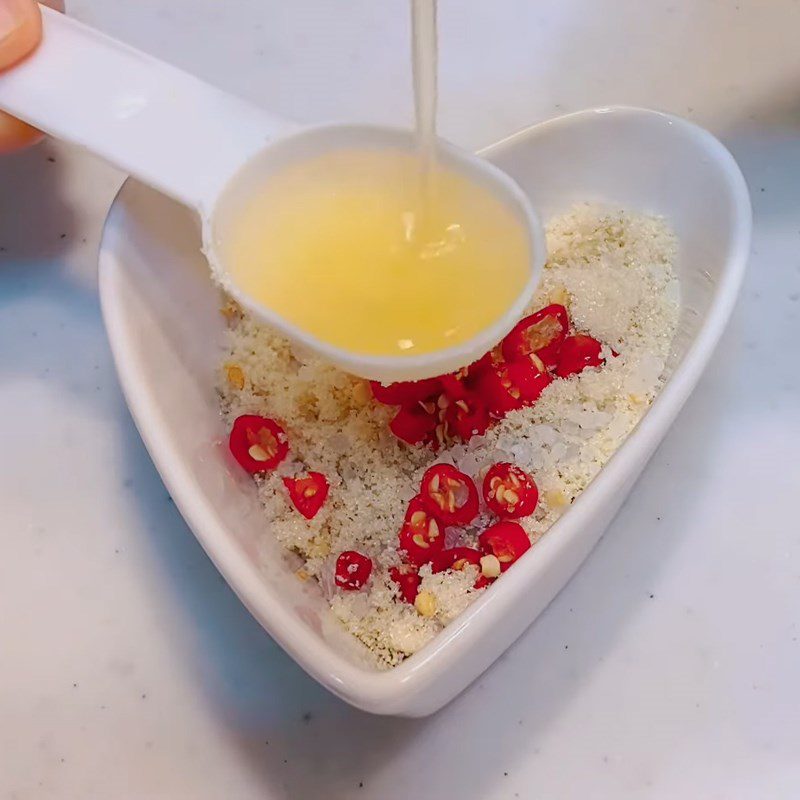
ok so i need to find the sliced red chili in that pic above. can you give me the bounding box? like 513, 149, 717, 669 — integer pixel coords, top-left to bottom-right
555, 334, 604, 378
334, 551, 373, 590
283, 471, 329, 519
482, 463, 538, 519
389, 401, 438, 445
370, 378, 440, 406
432, 546, 482, 574
512, 359, 553, 402
439, 369, 472, 402
445, 393, 490, 442
477, 365, 520, 416
439, 351, 496, 400
389, 564, 421, 604
479, 521, 531, 571
420, 464, 479, 526
398, 496, 446, 565
502, 304, 569, 368
229, 415, 289, 474
478, 357, 552, 417
433, 547, 488, 590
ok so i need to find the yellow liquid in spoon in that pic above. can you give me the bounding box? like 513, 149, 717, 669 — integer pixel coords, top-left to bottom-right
220, 148, 530, 357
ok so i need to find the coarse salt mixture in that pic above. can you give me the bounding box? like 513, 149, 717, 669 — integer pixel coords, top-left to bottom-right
217, 204, 680, 667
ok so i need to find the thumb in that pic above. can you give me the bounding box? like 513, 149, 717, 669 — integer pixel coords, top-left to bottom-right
0, 0, 43, 71
0, 0, 64, 153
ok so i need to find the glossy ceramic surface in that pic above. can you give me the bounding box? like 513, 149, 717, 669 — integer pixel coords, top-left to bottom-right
99, 107, 750, 715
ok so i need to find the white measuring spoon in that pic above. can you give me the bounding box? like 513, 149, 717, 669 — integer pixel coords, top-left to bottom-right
0, 6, 546, 382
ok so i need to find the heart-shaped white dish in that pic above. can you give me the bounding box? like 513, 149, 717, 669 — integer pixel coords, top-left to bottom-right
99, 107, 751, 717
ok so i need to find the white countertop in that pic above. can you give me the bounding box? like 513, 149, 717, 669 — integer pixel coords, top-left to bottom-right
1, 1, 799, 797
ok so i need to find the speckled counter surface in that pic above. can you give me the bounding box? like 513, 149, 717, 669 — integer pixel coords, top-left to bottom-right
1, 2, 798, 798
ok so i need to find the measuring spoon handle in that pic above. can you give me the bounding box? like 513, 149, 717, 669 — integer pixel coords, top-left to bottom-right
0, 5, 294, 211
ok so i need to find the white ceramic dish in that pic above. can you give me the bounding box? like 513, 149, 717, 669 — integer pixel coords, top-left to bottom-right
99, 107, 751, 717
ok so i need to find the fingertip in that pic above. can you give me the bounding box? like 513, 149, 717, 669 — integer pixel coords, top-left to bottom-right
0, 0, 43, 71
0, 110, 44, 153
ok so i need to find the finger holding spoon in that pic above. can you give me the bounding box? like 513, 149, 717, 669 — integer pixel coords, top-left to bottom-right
0, 0, 66, 153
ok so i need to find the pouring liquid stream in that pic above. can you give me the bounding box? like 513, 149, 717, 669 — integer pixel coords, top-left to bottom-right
411, 0, 438, 231
220, 0, 531, 360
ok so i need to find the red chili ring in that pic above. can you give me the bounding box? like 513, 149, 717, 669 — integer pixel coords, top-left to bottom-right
419, 464, 479, 526
501, 304, 569, 368
482, 463, 538, 519
335, 551, 373, 590
283, 471, 329, 519
478, 521, 531, 571
229, 415, 289, 474
398, 496, 446, 566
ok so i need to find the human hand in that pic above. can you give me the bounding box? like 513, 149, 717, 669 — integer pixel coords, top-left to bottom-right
0, 0, 65, 153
